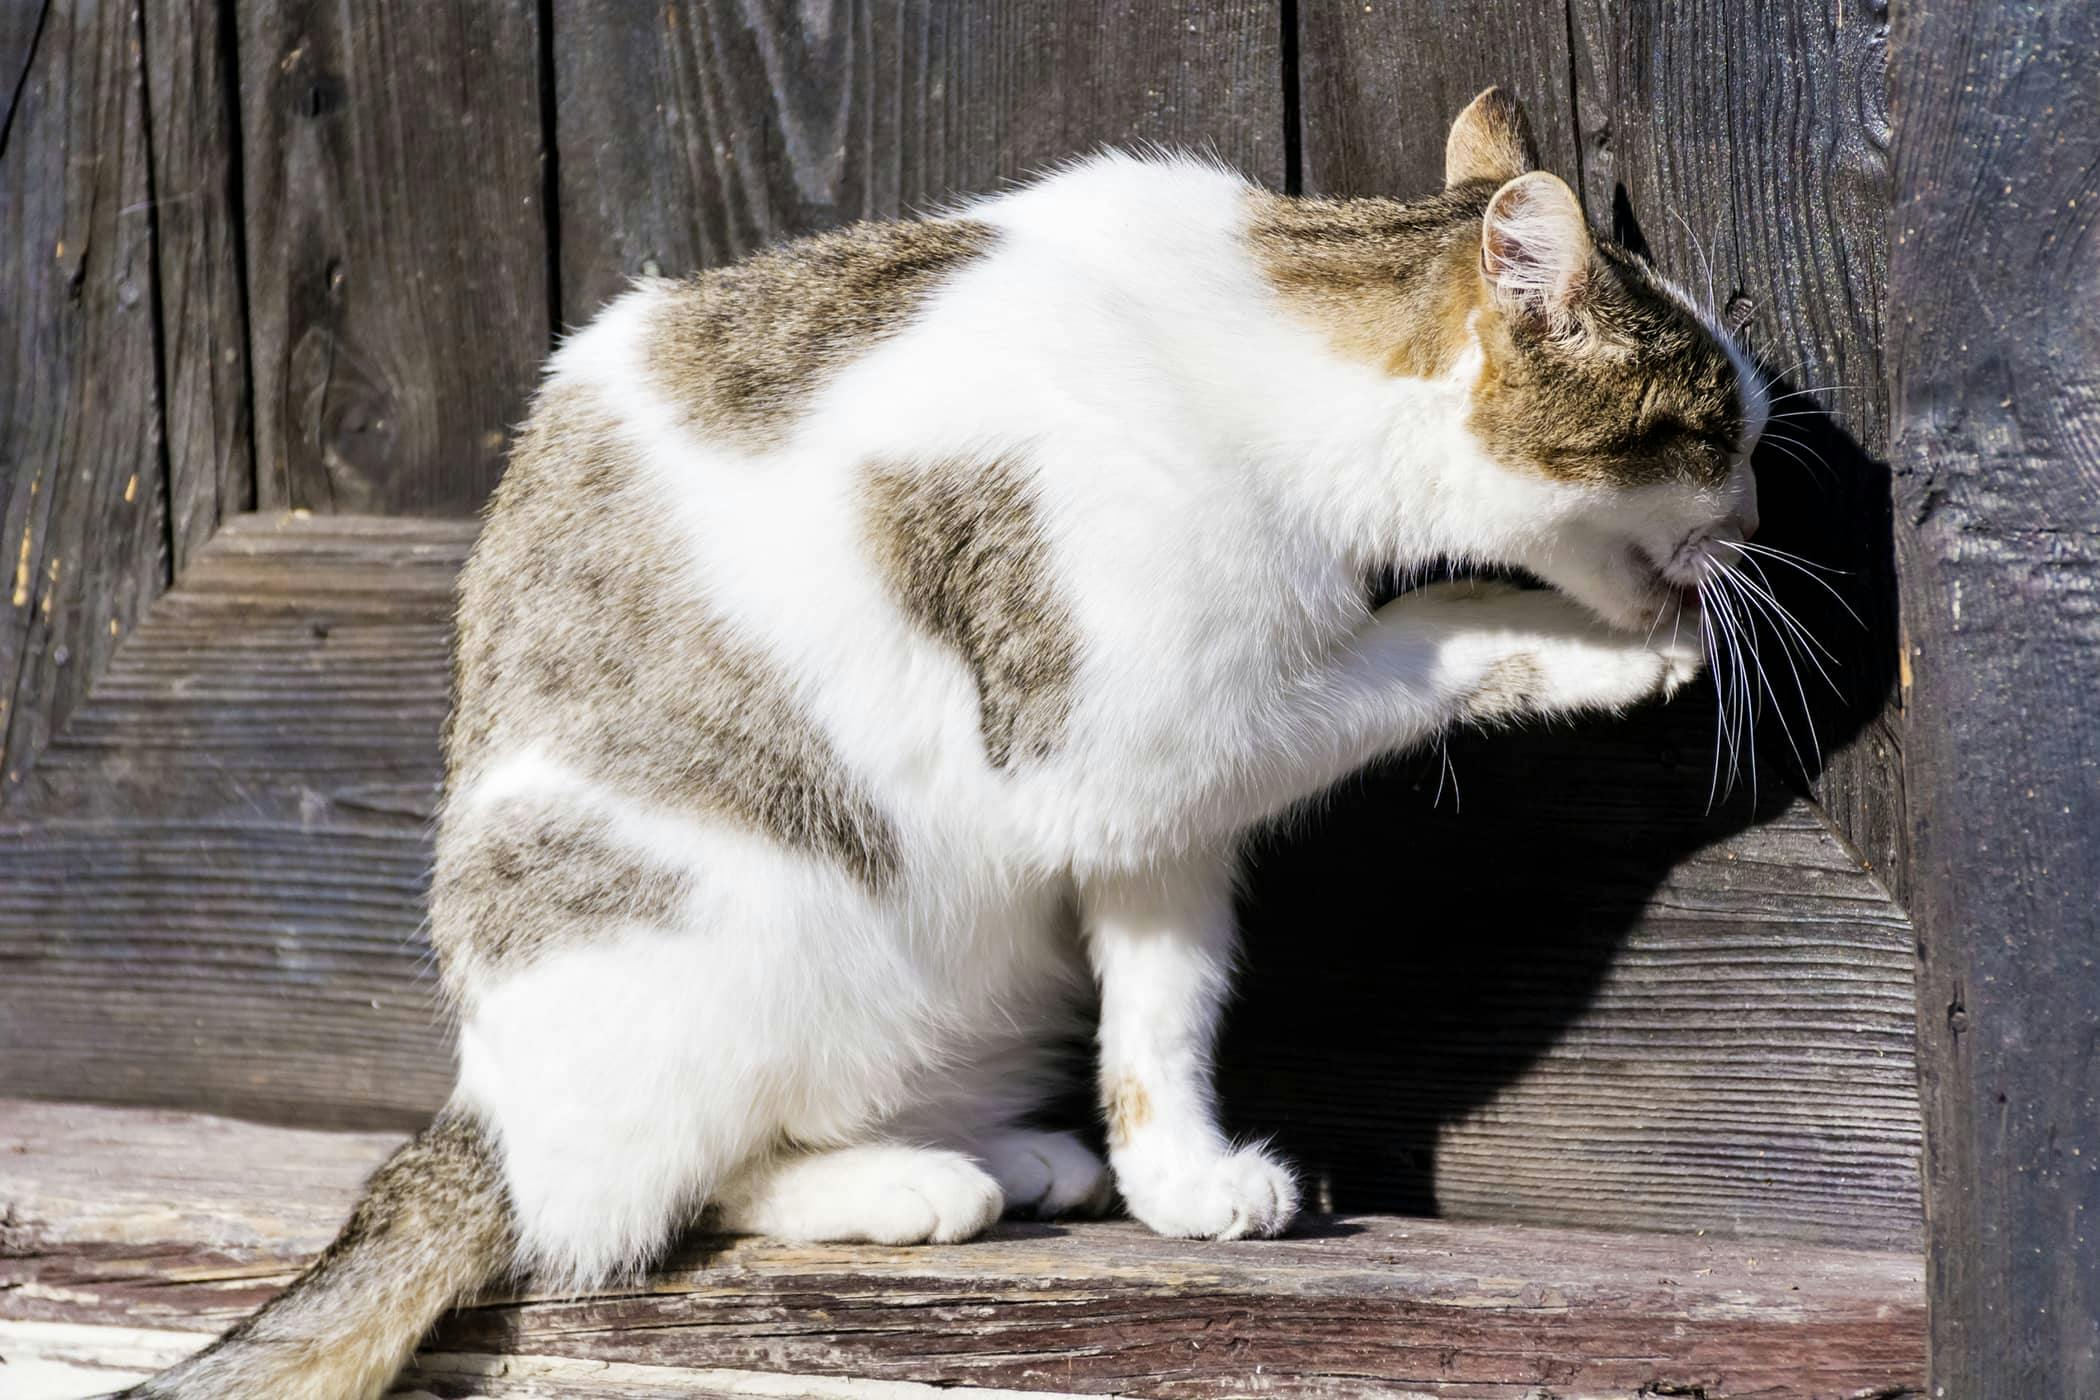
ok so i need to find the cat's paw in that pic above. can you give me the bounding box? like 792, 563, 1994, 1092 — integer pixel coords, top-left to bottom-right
976, 1130, 1113, 1219
1652, 613, 1707, 697
718, 1144, 1004, 1245
1114, 1144, 1300, 1241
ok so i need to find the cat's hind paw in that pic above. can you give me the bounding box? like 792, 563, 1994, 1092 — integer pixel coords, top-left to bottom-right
976, 1129, 1114, 1219
717, 1143, 1004, 1245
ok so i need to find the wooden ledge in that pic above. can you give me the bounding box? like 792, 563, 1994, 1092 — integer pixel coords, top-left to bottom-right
0, 1099, 1923, 1398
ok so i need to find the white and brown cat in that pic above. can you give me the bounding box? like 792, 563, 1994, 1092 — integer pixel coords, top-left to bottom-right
125, 88, 1764, 1399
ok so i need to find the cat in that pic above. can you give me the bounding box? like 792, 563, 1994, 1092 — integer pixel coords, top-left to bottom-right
123, 88, 1763, 1399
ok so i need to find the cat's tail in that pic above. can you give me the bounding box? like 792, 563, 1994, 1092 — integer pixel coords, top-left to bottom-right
118, 1110, 512, 1400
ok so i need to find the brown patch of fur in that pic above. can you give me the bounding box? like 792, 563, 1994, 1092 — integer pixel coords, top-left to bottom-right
647, 219, 998, 449
444, 387, 901, 968
1444, 87, 1538, 187
1462, 654, 1546, 724
1245, 187, 1490, 379
1105, 1077, 1153, 1149
122, 1114, 509, 1400
1246, 178, 1748, 489
1468, 239, 1746, 488
432, 799, 696, 977
864, 456, 1078, 769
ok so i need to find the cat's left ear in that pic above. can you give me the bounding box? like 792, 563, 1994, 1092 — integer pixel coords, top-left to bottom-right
1445, 87, 1538, 188
1479, 171, 1592, 322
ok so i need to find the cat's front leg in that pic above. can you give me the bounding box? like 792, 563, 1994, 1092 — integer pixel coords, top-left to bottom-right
1383, 580, 1704, 726
1080, 849, 1300, 1240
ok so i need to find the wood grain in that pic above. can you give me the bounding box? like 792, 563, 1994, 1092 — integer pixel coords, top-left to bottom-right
1295, 0, 1579, 198
552, 0, 1285, 323
0, 1099, 1927, 1400
0, 0, 169, 799
1887, 0, 2100, 1393
237, 0, 548, 515
0, 514, 466, 1129
1230, 708, 1921, 1249
1564, 0, 1906, 909
142, 0, 255, 571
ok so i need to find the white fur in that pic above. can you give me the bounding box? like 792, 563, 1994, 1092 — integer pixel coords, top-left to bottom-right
450, 152, 1749, 1283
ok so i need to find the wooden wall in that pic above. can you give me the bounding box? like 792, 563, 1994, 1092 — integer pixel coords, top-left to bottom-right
4, 0, 1917, 1261
1890, 0, 2100, 1390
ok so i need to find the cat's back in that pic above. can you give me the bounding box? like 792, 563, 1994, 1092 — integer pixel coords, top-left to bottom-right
443, 153, 1277, 876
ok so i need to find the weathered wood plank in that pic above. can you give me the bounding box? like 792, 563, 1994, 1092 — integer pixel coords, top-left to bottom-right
0, 1100, 1926, 1400
1886, 0, 2100, 1393
141, 0, 254, 571
1564, 0, 1905, 904
0, 514, 466, 1129
552, 0, 1285, 323
1231, 710, 1921, 1249
0, 0, 168, 798
237, 0, 548, 514
0, 513, 1918, 1236
0, 1324, 1078, 1400
1295, 0, 1579, 197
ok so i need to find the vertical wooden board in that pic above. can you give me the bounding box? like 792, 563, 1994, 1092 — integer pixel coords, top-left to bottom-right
1567, 0, 1906, 904
1294, 1, 1579, 198
143, 0, 254, 571
553, 0, 1284, 323
1, 1, 45, 119
239, 0, 548, 515
0, 0, 167, 795
1889, 0, 2100, 1393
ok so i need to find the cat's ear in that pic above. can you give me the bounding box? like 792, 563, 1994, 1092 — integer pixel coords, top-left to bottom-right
1445, 87, 1537, 188
1479, 171, 1592, 322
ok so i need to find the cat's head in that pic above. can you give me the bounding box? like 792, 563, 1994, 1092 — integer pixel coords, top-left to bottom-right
1448, 89, 1766, 630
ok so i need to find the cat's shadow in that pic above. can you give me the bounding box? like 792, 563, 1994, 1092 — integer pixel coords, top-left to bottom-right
1213, 376, 1896, 1223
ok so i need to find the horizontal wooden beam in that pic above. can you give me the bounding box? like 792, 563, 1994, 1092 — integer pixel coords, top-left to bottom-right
0, 1099, 1925, 1399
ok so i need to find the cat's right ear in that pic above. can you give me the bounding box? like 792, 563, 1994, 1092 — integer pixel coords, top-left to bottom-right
1445, 87, 1537, 188
1479, 171, 1592, 324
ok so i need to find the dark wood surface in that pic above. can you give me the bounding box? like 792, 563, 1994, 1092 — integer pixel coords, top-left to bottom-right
1296, 0, 1579, 197
552, 0, 1286, 325
0, 0, 170, 801
0, 1099, 1928, 1400
0, 516, 1919, 1245
1888, 0, 2100, 1393
143, 0, 256, 572
236, 0, 549, 516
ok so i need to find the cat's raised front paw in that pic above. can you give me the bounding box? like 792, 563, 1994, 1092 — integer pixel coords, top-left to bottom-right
1114, 1144, 1300, 1241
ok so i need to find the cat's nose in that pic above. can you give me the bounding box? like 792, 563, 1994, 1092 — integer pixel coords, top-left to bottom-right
1733, 464, 1761, 540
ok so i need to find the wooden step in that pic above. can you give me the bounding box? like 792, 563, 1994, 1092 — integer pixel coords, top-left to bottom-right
0, 1099, 1923, 1399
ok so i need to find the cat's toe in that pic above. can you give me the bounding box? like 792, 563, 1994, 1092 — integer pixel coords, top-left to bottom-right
979, 1130, 1112, 1219
875, 1152, 1005, 1244
1116, 1145, 1300, 1241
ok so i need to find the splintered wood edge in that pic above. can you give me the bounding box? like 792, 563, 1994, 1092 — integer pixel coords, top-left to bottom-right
0, 1321, 1088, 1400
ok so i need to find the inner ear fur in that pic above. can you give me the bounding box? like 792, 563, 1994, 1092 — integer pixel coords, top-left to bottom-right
1445, 87, 1539, 188
1480, 171, 1593, 321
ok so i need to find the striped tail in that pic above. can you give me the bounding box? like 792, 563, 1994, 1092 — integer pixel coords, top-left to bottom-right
121, 1112, 511, 1400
